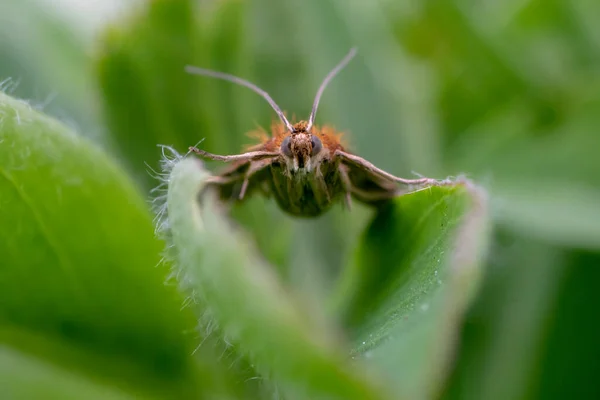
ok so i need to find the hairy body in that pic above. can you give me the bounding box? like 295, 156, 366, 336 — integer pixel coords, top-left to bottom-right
187, 48, 437, 217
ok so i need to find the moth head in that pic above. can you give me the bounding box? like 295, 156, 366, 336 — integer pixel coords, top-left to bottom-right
185, 47, 357, 171
280, 121, 324, 173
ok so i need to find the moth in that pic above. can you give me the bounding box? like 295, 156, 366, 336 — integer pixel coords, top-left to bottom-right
185, 48, 438, 217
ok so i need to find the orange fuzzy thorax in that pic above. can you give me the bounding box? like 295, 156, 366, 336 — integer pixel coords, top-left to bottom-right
245, 120, 346, 155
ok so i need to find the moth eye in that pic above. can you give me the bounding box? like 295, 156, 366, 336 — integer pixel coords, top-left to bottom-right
311, 135, 323, 156
281, 136, 292, 157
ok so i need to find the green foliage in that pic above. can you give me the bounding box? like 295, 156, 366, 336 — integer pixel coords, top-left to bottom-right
161, 156, 486, 399
166, 157, 390, 399
0, 93, 230, 398
337, 184, 488, 399
1, 0, 599, 398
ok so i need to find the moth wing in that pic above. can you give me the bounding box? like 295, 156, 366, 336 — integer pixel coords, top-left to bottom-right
210, 158, 273, 201
336, 151, 409, 204
342, 162, 401, 203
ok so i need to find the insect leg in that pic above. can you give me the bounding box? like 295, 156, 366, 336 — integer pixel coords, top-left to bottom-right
286, 174, 304, 215
309, 166, 333, 211
268, 169, 292, 211
335, 150, 438, 186
205, 175, 239, 185
238, 160, 272, 200
337, 164, 353, 210
350, 185, 401, 203
189, 147, 279, 163
338, 163, 398, 204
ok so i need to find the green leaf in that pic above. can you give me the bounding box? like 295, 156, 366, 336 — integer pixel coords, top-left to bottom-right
165, 155, 391, 400
0, 346, 132, 400
335, 183, 489, 400
0, 92, 228, 398
163, 149, 489, 399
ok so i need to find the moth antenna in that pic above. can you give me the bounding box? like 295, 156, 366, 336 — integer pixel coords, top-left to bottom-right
306, 47, 358, 132
185, 65, 294, 132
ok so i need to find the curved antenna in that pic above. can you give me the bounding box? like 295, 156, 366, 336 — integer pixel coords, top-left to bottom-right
185, 65, 294, 132
306, 47, 358, 132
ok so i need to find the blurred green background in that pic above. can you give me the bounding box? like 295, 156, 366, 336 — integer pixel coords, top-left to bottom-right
1, 0, 599, 398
